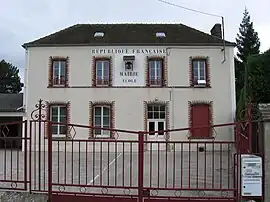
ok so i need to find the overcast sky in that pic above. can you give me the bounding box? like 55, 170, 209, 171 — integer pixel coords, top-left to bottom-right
1, 0, 269, 82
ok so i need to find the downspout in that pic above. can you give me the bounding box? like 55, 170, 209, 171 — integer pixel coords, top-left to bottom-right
23, 49, 29, 114
170, 87, 175, 131
221, 16, 226, 63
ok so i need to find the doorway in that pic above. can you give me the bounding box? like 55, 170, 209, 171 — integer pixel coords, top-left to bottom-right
147, 104, 166, 150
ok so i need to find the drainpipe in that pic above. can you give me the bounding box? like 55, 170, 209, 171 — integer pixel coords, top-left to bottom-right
170, 87, 175, 130
169, 87, 175, 151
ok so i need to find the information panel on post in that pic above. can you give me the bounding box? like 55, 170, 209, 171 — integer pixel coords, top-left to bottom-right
241, 154, 262, 197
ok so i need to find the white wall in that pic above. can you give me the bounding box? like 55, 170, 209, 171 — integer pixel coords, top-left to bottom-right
24, 45, 235, 151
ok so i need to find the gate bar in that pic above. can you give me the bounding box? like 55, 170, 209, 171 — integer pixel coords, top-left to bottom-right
138, 131, 144, 202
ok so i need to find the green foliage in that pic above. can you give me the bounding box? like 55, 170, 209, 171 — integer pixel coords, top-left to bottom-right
236, 62, 249, 119
0, 59, 22, 93
235, 57, 244, 102
247, 49, 270, 103
236, 8, 260, 63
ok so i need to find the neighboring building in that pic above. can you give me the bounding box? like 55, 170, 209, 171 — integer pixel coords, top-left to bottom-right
22, 23, 236, 151
0, 93, 24, 149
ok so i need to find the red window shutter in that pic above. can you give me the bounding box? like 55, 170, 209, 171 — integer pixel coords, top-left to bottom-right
92, 57, 97, 87
205, 60, 210, 87
146, 57, 150, 87
191, 104, 210, 138
108, 57, 112, 87
161, 58, 165, 86
64, 61, 68, 87
190, 62, 194, 87
48, 58, 53, 87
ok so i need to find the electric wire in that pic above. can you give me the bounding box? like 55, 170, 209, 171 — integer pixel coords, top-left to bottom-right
156, 0, 222, 18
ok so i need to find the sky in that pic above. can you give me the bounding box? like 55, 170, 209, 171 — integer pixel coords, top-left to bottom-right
0, 0, 269, 83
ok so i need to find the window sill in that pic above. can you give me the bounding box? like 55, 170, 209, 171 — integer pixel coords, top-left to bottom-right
93, 85, 111, 88
188, 136, 215, 140
146, 85, 166, 88
45, 135, 71, 140
88, 136, 115, 140
191, 84, 211, 88
47, 85, 69, 88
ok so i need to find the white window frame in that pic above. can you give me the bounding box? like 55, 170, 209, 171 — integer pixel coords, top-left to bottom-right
52, 60, 66, 86
193, 60, 206, 83
93, 105, 111, 137
149, 60, 163, 86
50, 105, 67, 137
96, 60, 110, 86
147, 120, 166, 137
147, 104, 166, 137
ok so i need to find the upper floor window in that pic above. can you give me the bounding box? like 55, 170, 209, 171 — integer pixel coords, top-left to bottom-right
94, 59, 111, 86
147, 59, 164, 86
53, 60, 67, 86
191, 58, 210, 87
48, 57, 69, 88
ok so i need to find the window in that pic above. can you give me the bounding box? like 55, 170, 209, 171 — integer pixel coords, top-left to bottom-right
95, 59, 110, 86
155, 32, 166, 38
94, 32, 104, 37
147, 104, 166, 135
192, 59, 208, 86
148, 59, 164, 86
52, 60, 67, 86
50, 105, 67, 137
190, 103, 211, 138
93, 105, 111, 137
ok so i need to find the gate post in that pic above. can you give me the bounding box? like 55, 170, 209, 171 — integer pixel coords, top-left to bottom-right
138, 131, 144, 202
247, 102, 253, 153
47, 121, 52, 202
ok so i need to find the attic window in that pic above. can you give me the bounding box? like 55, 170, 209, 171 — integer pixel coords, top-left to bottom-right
94, 32, 104, 37
156, 32, 166, 38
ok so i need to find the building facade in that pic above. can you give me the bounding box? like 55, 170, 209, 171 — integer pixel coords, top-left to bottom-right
22, 23, 236, 151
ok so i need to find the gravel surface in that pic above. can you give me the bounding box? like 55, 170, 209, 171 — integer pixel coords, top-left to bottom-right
0, 192, 47, 202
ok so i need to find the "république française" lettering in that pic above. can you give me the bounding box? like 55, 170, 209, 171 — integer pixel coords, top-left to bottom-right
92, 49, 166, 54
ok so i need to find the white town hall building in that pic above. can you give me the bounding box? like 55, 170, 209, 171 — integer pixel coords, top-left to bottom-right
22, 23, 236, 151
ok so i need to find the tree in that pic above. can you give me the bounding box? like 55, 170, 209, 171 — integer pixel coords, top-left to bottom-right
235, 8, 261, 117
236, 8, 260, 63
0, 60, 22, 93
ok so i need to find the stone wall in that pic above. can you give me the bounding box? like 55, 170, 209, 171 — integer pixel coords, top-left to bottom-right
258, 104, 270, 202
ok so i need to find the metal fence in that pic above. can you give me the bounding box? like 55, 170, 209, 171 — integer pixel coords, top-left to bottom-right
0, 100, 265, 202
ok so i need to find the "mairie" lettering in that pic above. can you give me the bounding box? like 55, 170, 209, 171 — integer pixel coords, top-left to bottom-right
120, 72, 138, 76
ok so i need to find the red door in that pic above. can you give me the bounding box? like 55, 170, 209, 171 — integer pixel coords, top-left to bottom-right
191, 104, 210, 138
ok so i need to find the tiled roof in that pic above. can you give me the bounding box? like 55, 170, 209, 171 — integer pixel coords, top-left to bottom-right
0, 93, 24, 112
22, 23, 235, 48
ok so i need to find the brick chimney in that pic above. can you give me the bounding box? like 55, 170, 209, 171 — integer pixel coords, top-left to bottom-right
210, 23, 222, 38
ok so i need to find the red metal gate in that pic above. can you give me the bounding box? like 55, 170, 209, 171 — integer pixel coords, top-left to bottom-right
0, 120, 29, 191
0, 99, 264, 202
44, 122, 238, 202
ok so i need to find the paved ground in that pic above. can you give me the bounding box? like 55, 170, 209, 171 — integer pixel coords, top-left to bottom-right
0, 147, 235, 198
